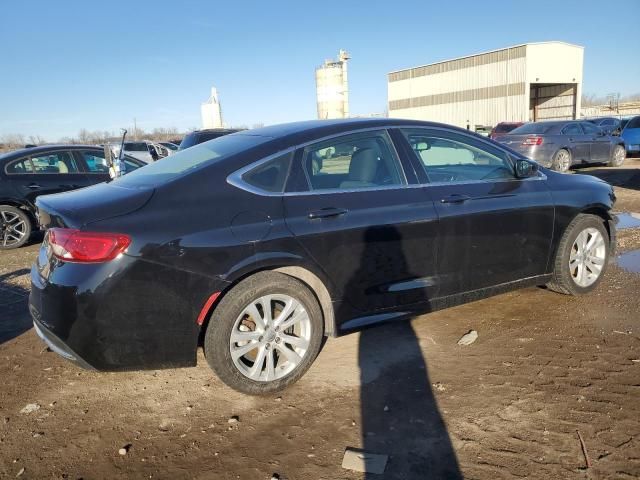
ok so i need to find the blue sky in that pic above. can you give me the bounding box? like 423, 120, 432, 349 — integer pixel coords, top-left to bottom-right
1, 0, 638, 140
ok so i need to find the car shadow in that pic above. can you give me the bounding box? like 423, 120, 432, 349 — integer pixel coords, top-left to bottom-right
0, 268, 32, 345
575, 166, 640, 192
344, 226, 462, 478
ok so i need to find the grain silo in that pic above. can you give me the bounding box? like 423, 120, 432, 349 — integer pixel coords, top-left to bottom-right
201, 86, 223, 129
316, 50, 350, 119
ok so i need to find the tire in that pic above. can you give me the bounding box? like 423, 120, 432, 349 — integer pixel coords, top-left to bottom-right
546, 214, 609, 296
551, 149, 572, 173
0, 205, 32, 250
609, 145, 626, 167
204, 271, 324, 395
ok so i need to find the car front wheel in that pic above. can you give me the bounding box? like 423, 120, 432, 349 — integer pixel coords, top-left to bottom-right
609, 145, 626, 167
546, 214, 609, 295
204, 271, 324, 394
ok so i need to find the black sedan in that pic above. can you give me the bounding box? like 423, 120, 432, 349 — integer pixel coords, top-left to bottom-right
0, 145, 145, 249
29, 119, 616, 394
497, 120, 626, 172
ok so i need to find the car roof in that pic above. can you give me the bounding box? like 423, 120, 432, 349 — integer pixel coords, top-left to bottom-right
229, 118, 484, 148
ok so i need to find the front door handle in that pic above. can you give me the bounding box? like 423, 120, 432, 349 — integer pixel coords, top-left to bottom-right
440, 194, 471, 204
26, 183, 41, 189
308, 207, 348, 219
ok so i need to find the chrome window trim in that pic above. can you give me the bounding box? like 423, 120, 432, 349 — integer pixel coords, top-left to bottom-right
226, 125, 547, 197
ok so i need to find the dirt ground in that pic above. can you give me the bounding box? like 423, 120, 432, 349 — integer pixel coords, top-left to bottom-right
1, 159, 639, 480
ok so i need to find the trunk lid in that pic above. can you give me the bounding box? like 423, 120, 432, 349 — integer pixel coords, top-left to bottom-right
36, 182, 154, 229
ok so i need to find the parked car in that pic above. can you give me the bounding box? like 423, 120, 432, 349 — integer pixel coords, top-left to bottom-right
0, 145, 145, 249
159, 142, 179, 154
586, 117, 622, 136
620, 116, 640, 157
497, 120, 626, 172
489, 122, 524, 140
178, 128, 242, 150
30, 119, 616, 394
119, 141, 168, 163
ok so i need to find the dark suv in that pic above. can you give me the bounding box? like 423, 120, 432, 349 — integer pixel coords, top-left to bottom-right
178, 128, 242, 150
0, 145, 144, 249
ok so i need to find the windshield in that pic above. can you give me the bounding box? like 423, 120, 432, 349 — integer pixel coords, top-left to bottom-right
627, 117, 640, 129
114, 134, 269, 187
509, 123, 553, 135
495, 123, 519, 133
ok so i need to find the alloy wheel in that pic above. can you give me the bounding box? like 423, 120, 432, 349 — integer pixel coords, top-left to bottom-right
229, 294, 312, 382
0, 210, 28, 247
613, 146, 625, 166
569, 227, 606, 287
555, 150, 570, 172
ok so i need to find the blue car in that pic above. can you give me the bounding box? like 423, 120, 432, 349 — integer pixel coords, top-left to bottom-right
621, 116, 640, 156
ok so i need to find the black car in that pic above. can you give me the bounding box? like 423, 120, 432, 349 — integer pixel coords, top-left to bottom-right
29, 119, 616, 394
0, 145, 145, 249
178, 128, 243, 150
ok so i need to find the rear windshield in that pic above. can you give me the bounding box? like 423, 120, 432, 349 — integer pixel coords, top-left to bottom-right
495, 123, 520, 133
114, 134, 269, 187
627, 117, 640, 129
509, 123, 553, 135
125, 142, 149, 152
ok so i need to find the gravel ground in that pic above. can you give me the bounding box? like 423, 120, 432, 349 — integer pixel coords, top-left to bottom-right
1, 159, 639, 480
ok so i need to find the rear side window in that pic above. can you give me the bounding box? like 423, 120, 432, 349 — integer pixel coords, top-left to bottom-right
300, 130, 404, 191
242, 153, 292, 193
5, 158, 34, 174
600, 119, 615, 126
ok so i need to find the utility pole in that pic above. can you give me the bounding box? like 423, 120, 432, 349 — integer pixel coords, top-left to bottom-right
133, 118, 138, 140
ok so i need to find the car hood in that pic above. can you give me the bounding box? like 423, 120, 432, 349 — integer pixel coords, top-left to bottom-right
36, 182, 154, 229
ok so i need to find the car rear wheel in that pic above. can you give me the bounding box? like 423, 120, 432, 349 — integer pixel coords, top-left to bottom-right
546, 214, 609, 295
204, 271, 324, 395
0, 206, 31, 250
609, 145, 626, 167
551, 149, 571, 172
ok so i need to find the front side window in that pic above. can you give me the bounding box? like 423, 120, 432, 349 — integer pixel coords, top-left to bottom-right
301, 130, 404, 191
30, 152, 79, 174
581, 122, 601, 135
81, 150, 110, 172
242, 153, 292, 193
562, 124, 583, 135
402, 129, 514, 183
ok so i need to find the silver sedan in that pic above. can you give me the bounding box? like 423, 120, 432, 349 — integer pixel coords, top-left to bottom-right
497, 120, 626, 172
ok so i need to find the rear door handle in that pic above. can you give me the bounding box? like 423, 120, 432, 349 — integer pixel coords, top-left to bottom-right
26, 183, 41, 189
308, 207, 348, 219
440, 194, 471, 204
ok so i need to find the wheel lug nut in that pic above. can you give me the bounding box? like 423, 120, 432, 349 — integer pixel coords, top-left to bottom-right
258, 336, 263, 342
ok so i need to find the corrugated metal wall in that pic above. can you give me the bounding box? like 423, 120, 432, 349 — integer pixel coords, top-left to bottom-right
387, 46, 528, 128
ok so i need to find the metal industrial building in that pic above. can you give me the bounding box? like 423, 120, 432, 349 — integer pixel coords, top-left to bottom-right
316, 50, 350, 119
387, 42, 584, 130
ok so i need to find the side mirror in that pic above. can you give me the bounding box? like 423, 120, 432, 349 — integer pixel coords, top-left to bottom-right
515, 159, 538, 178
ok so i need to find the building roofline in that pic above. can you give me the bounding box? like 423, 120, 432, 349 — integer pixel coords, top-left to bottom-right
387, 41, 584, 75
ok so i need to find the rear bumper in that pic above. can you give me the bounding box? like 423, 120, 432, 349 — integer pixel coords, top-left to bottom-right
29, 254, 229, 371
31, 313, 95, 370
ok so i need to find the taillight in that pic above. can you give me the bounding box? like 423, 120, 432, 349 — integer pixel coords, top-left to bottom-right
48, 228, 131, 263
522, 136, 544, 146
